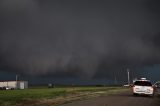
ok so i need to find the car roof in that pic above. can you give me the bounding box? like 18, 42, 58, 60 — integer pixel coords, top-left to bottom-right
134, 80, 151, 82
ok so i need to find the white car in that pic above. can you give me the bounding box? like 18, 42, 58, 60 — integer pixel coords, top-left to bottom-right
153, 82, 160, 95
123, 84, 130, 87
132, 78, 154, 96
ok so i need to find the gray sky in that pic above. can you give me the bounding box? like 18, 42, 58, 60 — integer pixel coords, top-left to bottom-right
0, 0, 160, 84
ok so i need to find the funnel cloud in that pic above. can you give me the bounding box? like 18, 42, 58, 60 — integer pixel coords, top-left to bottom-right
0, 0, 160, 82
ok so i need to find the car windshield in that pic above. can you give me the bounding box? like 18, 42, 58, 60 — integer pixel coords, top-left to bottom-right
134, 81, 152, 86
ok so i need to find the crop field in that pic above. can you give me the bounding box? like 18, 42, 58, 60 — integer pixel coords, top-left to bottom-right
0, 86, 129, 106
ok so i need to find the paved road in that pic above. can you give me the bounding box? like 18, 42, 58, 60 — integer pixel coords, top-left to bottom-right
61, 91, 158, 106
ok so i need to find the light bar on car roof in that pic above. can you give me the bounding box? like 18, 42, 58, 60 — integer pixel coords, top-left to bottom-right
140, 78, 146, 80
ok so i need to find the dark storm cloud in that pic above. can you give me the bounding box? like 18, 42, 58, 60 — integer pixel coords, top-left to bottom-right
0, 0, 160, 80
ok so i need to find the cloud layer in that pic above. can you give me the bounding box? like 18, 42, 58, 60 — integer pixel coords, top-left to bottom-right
0, 0, 160, 80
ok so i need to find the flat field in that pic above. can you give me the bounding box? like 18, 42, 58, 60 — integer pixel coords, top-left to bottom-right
0, 86, 128, 106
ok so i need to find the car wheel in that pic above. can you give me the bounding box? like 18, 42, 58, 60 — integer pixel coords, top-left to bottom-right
133, 93, 138, 96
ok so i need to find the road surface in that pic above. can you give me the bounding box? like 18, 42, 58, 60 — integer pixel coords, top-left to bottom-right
61, 91, 159, 106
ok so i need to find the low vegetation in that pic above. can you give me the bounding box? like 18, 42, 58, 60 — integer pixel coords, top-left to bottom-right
0, 86, 129, 106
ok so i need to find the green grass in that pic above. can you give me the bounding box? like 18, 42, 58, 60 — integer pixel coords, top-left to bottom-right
0, 88, 66, 104
0, 87, 128, 106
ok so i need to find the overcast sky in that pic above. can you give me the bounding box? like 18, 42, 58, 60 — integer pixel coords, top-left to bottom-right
0, 0, 160, 84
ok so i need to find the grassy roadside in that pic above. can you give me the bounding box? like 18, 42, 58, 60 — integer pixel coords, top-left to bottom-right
0, 87, 129, 106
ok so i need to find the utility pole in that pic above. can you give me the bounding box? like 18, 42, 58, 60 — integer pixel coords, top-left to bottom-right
127, 68, 130, 85
16, 75, 18, 89
114, 76, 117, 85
